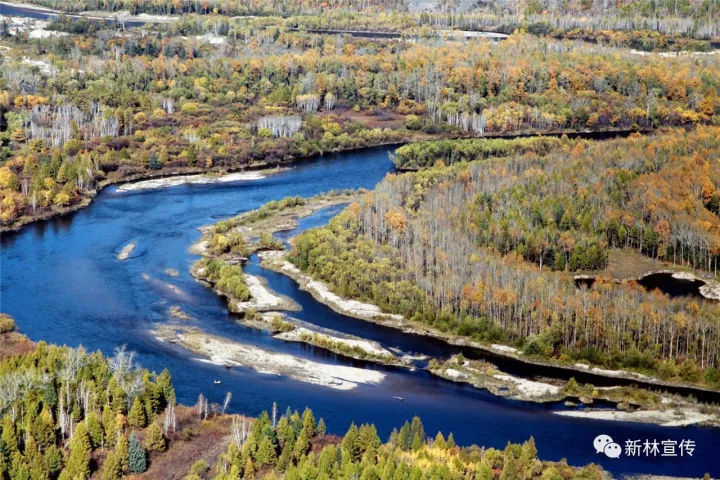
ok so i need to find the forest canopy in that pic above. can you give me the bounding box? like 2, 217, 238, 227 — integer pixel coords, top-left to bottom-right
289, 127, 720, 387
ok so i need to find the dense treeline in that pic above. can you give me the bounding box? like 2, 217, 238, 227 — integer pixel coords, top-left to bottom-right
397, 129, 720, 273
289, 128, 720, 386
203, 408, 604, 480
422, 0, 720, 40
15, 0, 408, 16
0, 343, 175, 479
392, 136, 563, 170
17, 0, 720, 45
2, 16, 720, 226
0, 331, 606, 479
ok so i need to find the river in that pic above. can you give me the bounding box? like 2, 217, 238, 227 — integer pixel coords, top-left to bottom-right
1, 147, 719, 477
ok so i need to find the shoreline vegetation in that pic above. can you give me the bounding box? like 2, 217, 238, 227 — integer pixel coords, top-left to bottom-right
0, 319, 609, 479
4, 3, 720, 235
285, 129, 720, 395
5, 0, 720, 49
0, 128, 649, 234
189, 195, 719, 426
186, 192, 420, 368
260, 248, 720, 427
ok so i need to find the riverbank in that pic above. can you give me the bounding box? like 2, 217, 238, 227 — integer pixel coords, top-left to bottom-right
0, 141, 383, 234
152, 324, 386, 391
0, 164, 278, 233
259, 250, 720, 407
1, 125, 657, 234
186, 192, 423, 368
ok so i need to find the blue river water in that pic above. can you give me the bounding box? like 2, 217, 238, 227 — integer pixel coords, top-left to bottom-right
1, 147, 719, 477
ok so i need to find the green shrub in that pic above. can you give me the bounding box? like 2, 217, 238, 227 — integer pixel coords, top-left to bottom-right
0, 313, 16, 333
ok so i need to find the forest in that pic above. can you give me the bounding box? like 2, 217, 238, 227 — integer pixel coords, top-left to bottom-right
2, 8, 720, 227
0, 325, 606, 480
14, 0, 720, 44
289, 128, 720, 387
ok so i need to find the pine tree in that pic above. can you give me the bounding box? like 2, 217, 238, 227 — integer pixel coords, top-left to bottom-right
44, 445, 62, 477
342, 423, 361, 461
411, 433, 422, 451
1, 416, 18, 454
409, 417, 424, 446
447, 433, 455, 449
317, 418, 326, 437
255, 436, 277, 466
128, 397, 147, 429
115, 434, 129, 471
292, 427, 309, 460
144, 422, 166, 452
10, 451, 30, 480
301, 408, 316, 437
276, 444, 292, 472
63, 422, 91, 480
32, 407, 56, 451
433, 432, 446, 450
127, 432, 146, 473
156, 369, 176, 407
101, 450, 122, 480
102, 406, 117, 448
242, 458, 254, 480
86, 411, 104, 449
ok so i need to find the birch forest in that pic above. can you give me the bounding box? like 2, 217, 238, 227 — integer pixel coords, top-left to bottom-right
2, 9, 720, 227
290, 128, 720, 387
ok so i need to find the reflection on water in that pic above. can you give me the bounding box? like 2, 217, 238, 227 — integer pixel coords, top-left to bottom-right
2, 147, 719, 477
638, 272, 706, 299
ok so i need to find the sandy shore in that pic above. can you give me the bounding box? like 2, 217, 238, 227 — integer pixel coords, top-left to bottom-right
232, 274, 300, 313
153, 325, 385, 390
261, 252, 720, 402
430, 356, 565, 402
275, 326, 404, 365
493, 373, 561, 398
555, 408, 716, 427
259, 250, 405, 323
116, 172, 266, 192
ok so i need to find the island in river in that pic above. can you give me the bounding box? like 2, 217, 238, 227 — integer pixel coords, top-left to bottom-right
185, 192, 719, 429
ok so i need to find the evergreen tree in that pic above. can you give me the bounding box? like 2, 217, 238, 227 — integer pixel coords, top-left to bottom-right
10, 451, 30, 480
144, 422, 166, 452
411, 433, 422, 451
63, 422, 91, 480
409, 417, 424, 446
342, 423, 362, 460
301, 408, 316, 437
128, 397, 147, 429
156, 369, 176, 407
242, 458, 254, 480
86, 411, 104, 449
1, 416, 18, 454
102, 406, 117, 448
42, 381, 58, 410
292, 427, 309, 460
128, 432, 146, 474
32, 407, 56, 451
100, 450, 122, 480
115, 434, 129, 471
447, 433, 455, 449
276, 444, 292, 472
255, 436, 277, 466
433, 432, 446, 450
44, 445, 62, 477
317, 418, 326, 437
